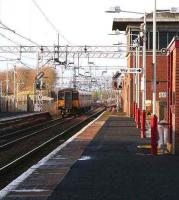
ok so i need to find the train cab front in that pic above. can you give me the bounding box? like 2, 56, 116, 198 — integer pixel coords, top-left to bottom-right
58, 91, 65, 116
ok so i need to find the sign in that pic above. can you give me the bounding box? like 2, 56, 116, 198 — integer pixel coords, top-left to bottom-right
119, 68, 143, 74
145, 100, 151, 107
36, 71, 44, 80
159, 92, 167, 98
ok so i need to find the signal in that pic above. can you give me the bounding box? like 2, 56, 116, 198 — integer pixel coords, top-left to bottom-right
35, 80, 41, 89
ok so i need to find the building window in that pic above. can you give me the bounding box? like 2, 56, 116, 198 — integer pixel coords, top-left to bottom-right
149, 32, 159, 50
128, 29, 179, 51
159, 32, 167, 49
168, 32, 178, 44
147, 31, 179, 50
146, 32, 148, 50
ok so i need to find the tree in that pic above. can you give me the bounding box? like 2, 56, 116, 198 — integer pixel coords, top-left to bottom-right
0, 65, 57, 95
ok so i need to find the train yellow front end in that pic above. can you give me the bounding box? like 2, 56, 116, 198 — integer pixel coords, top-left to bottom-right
57, 88, 92, 116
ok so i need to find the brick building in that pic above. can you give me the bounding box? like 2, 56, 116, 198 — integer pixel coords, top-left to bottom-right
112, 11, 179, 118
167, 36, 179, 154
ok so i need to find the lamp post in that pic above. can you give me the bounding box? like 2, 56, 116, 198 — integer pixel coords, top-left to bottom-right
133, 38, 140, 125
151, 0, 158, 155
141, 13, 147, 138
136, 38, 140, 128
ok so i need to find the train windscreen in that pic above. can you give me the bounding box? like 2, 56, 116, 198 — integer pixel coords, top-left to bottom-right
65, 91, 72, 109
58, 92, 64, 100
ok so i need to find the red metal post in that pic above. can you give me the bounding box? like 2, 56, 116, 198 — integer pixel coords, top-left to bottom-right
137, 108, 141, 128
133, 101, 136, 118
141, 110, 146, 138
135, 103, 138, 123
168, 53, 173, 146
151, 114, 158, 155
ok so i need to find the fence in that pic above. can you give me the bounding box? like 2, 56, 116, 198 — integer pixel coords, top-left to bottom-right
0, 95, 55, 113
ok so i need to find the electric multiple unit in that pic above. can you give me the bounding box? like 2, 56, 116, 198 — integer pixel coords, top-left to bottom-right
57, 88, 92, 116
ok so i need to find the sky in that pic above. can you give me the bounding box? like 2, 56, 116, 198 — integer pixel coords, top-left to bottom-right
0, 0, 179, 46
0, 0, 179, 87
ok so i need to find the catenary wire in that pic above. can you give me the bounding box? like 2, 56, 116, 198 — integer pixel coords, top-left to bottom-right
0, 20, 40, 46
31, 0, 71, 44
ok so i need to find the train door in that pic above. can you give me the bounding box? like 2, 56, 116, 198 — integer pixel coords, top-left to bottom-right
72, 92, 79, 108
65, 91, 72, 109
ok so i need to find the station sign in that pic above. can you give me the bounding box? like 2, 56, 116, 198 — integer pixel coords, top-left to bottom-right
119, 68, 143, 74
159, 92, 167, 98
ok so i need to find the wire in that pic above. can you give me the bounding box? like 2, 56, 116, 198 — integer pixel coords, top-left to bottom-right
31, 0, 71, 44
0, 59, 17, 62
18, 60, 35, 69
39, 57, 53, 69
0, 32, 20, 46
0, 20, 40, 46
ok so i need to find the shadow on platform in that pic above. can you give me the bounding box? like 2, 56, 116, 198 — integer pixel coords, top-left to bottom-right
47, 112, 179, 200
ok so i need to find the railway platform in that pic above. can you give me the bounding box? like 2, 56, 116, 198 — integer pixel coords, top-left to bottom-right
1, 111, 179, 199
0, 112, 50, 122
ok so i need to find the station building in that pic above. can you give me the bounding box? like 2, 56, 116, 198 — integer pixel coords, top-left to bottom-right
112, 11, 179, 119
167, 36, 179, 154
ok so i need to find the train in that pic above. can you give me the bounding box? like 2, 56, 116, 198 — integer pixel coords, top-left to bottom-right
57, 88, 92, 116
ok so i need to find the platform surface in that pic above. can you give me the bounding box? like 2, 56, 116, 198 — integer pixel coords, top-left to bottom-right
1, 111, 179, 200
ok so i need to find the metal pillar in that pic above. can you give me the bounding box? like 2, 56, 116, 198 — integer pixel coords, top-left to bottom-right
136, 43, 141, 128
151, 0, 158, 155
141, 12, 147, 138
13, 65, 17, 111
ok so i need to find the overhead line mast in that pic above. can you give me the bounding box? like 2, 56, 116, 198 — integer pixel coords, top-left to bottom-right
0, 45, 122, 59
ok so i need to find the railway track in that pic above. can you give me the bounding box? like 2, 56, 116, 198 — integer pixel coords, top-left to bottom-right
0, 112, 51, 135
0, 107, 105, 189
0, 116, 70, 147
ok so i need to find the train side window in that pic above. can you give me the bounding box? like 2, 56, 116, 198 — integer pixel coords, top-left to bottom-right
73, 92, 78, 100
58, 92, 64, 100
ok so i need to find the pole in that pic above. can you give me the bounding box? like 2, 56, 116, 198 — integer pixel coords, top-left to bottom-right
135, 45, 138, 123
17, 83, 19, 110
151, 0, 158, 155
14, 65, 17, 111
137, 41, 140, 128
133, 50, 136, 118
73, 65, 76, 89
6, 64, 9, 112
137, 42, 141, 128
57, 86, 58, 110
0, 81, 2, 112
153, 1, 157, 115
141, 12, 147, 138
6, 64, 9, 96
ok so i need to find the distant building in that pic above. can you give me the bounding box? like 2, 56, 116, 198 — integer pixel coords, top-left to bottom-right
112, 11, 179, 117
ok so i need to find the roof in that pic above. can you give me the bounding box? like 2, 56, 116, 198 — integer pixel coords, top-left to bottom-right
112, 11, 179, 31
58, 88, 91, 95
58, 88, 78, 93
167, 36, 179, 53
